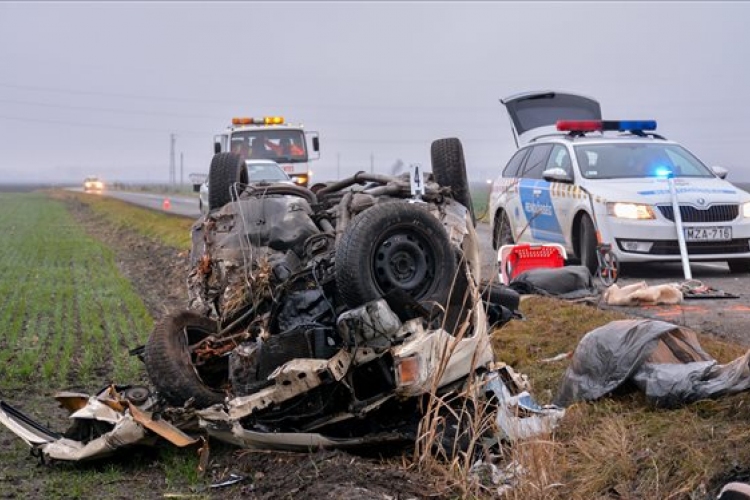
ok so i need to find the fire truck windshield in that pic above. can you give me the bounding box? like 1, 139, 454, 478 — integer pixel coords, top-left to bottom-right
230, 130, 307, 163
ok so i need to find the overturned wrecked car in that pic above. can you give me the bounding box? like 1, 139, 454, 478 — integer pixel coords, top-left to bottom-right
0, 138, 534, 461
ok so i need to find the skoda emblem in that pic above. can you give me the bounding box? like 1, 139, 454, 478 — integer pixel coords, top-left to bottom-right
696, 198, 706, 206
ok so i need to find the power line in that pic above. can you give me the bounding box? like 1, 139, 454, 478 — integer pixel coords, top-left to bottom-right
0, 114, 209, 135
0, 82, 491, 112
0, 98, 226, 120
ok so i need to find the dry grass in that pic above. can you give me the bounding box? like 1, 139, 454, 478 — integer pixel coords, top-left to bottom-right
49, 189, 194, 249
493, 296, 750, 499
419, 295, 750, 499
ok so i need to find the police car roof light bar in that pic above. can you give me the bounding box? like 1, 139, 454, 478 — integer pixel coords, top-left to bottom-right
556, 120, 657, 133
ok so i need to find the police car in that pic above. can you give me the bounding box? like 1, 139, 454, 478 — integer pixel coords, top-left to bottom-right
489, 91, 750, 274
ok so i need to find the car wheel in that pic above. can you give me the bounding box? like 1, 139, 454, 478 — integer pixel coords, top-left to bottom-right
492, 210, 514, 250
579, 214, 599, 275
728, 259, 750, 274
144, 311, 226, 408
430, 138, 476, 226
335, 201, 457, 309
208, 152, 248, 210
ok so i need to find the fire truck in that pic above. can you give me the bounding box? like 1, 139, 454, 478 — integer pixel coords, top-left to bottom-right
213, 116, 319, 186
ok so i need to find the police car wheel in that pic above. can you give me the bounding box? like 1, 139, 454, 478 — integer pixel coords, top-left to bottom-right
728, 259, 750, 274
579, 215, 599, 275
207, 152, 248, 210
492, 210, 514, 250
335, 201, 456, 309
430, 138, 476, 226
144, 310, 226, 408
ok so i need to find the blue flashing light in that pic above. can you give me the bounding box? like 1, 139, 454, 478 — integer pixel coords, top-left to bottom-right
654, 166, 674, 179
618, 120, 657, 132
601, 120, 657, 132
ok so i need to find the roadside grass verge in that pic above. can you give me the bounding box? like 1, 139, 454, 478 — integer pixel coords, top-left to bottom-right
484, 296, 750, 499
52, 190, 194, 250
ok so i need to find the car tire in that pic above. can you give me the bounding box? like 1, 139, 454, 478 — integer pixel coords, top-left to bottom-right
492, 210, 514, 250
208, 152, 248, 210
430, 138, 476, 226
335, 201, 457, 309
144, 311, 226, 408
728, 259, 750, 274
579, 214, 599, 276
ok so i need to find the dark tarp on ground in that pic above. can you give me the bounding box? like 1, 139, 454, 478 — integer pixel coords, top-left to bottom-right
509, 266, 598, 300
554, 319, 750, 408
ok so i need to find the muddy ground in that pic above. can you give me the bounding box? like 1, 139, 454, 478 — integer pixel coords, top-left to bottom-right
0, 198, 450, 500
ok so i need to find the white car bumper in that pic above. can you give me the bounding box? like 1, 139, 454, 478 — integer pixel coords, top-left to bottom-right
601, 215, 750, 263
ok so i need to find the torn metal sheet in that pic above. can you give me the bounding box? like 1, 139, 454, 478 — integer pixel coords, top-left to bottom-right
0, 401, 61, 446
484, 370, 565, 441
0, 385, 197, 462
129, 403, 198, 448
200, 419, 412, 452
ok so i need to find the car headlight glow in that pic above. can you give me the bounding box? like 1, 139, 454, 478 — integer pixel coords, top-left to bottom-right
606, 202, 655, 220
743, 202, 750, 218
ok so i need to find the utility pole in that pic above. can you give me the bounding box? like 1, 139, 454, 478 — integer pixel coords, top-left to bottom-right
337, 152, 341, 179
169, 133, 176, 185
370, 153, 374, 174
180, 152, 184, 187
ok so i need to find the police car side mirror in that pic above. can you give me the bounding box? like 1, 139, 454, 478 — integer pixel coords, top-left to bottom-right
542, 167, 573, 183
711, 166, 728, 179
214, 142, 222, 154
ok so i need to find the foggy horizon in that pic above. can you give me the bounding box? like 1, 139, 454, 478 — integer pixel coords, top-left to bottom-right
2, 2, 750, 185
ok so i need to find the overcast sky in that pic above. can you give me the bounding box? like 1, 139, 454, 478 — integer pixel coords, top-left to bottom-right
1, 1, 749, 184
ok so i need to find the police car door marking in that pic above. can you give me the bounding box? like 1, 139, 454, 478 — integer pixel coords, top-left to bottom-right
518, 179, 565, 243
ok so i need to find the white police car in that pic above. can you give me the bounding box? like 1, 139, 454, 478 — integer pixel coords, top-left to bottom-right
489, 91, 750, 274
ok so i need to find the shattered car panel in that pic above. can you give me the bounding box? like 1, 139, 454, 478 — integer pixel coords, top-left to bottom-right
0, 139, 529, 460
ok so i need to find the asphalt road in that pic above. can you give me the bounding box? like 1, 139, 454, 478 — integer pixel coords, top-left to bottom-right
100, 189, 750, 343
81, 189, 203, 219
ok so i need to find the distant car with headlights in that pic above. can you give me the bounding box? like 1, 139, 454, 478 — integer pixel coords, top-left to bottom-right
199, 159, 292, 214
489, 91, 750, 274
83, 176, 104, 193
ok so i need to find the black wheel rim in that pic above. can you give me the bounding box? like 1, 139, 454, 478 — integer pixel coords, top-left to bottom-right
373, 229, 435, 299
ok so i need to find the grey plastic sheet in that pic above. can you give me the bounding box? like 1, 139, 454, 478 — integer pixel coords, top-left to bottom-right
554, 319, 750, 408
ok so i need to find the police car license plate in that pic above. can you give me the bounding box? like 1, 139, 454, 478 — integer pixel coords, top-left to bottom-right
683, 226, 732, 242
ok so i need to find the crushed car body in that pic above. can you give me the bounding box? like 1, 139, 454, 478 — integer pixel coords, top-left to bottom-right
0, 138, 528, 461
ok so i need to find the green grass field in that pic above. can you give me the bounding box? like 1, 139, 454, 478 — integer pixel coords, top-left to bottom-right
0, 192, 207, 498
0, 192, 152, 390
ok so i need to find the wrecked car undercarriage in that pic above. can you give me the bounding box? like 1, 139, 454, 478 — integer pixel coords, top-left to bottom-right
0, 138, 529, 461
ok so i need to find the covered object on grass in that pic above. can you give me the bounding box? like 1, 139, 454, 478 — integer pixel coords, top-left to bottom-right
554, 319, 750, 408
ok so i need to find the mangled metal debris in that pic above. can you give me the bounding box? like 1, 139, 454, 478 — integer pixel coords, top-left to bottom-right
0, 139, 527, 462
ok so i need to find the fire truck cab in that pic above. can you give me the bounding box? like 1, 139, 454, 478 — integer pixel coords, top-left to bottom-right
214, 116, 320, 186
